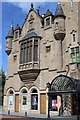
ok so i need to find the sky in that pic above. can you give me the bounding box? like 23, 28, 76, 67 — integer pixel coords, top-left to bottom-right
1, 0, 58, 73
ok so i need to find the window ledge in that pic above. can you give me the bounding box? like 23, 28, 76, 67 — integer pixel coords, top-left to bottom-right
69, 62, 80, 65
13, 38, 19, 42
44, 26, 52, 30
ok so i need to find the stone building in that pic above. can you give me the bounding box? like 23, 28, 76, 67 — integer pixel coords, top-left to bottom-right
4, 1, 80, 117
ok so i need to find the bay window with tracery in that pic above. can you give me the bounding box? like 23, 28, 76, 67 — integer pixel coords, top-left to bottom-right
20, 39, 39, 64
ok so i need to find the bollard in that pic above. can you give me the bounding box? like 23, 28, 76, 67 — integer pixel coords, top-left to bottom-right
8, 110, 10, 115
25, 111, 27, 116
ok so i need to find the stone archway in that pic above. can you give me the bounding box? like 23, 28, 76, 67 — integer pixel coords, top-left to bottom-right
47, 74, 80, 119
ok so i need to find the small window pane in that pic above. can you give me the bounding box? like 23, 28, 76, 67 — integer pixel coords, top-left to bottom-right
55, 22, 58, 29
15, 31, 18, 39
46, 46, 51, 53
32, 89, 37, 93
71, 48, 74, 54
29, 41, 32, 62
22, 89, 27, 93
29, 22, 33, 30
34, 40, 38, 61
46, 18, 50, 26
76, 53, 80, 63
71, 53, 76, 63
73, 34, 75, 42
9, 90, 13, 94
13, 55, 17, 61
76, 47, 79, 53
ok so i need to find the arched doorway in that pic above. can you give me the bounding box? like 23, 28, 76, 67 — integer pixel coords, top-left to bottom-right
47, 74, 80, 119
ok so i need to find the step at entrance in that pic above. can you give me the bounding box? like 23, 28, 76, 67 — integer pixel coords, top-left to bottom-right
50, 116, 78, 120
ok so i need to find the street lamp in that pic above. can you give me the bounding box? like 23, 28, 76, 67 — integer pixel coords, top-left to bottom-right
46, 82, 51, 119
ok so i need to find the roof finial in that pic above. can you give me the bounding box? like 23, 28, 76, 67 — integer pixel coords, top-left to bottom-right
11, 20, 13, 28
57, 0, 61, 4
31, 3, 33, 9
37, 7, 40, 14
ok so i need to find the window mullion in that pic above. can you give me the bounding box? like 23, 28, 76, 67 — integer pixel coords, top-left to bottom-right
22, 44, 23, 63
28, 42, 29, 62
20, 44, 22, 64
26, 42, 28, 63
38, 39, 39, 64
25, 43, 27, 63
32, 38, 34, 66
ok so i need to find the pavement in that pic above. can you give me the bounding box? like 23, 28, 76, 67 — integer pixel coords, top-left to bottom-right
0, 115, 48, 120
0, 106, 80, 120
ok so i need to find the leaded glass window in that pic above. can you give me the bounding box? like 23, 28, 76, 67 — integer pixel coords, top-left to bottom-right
71, 47, 80, 63
20, 39, 38, 64
34, 40, 38, 61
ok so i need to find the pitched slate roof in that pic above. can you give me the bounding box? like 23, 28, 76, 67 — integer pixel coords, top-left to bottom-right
55, 3, 66, 18
44, 9, 53, 18
21, 29, 42, 41
15, 24, 20, 30
6, 26, 14, 39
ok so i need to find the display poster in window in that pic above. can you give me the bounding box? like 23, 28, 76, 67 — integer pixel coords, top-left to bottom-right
22, 96, 27, 105
52, 99, 58, 111
8, 96, 13, 108
31, 95, 38, 110
32, 95, 38, 105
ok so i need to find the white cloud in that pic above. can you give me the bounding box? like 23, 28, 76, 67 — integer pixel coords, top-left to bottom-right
2, 0, 57, 13
2, 0, 56, 2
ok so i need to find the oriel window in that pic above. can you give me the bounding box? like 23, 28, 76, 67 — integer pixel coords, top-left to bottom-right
20, 39, 38, 64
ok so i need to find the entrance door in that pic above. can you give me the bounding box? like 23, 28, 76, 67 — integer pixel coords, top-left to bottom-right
15, 94, 19, 112
40, 93, 46, 114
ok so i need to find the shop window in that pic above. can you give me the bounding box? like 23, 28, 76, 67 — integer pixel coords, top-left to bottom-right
46, 17, 50, 26
52, 95, 58, 111
46, 46, 51, 53
31, 89, 38, 110
21, 89, 27, 106
71, 47, 80, 63
8, 90, 14, 108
